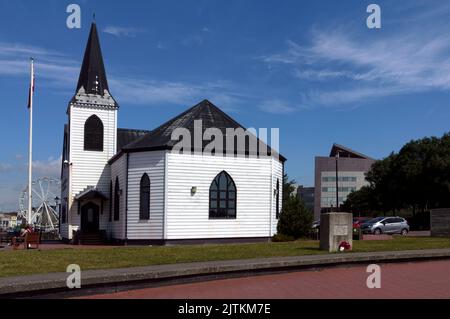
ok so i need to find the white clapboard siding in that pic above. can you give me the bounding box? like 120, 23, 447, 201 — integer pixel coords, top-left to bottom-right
165, 153, 281, 239
271, 159, 283, 236
126, 151, 166, 240
69, 106, 117, 197
66, 105, 117, 239
60, 155, 70, 239
110, 153, 127, 239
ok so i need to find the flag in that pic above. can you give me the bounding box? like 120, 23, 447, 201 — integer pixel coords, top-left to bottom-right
27, 59, 35, 109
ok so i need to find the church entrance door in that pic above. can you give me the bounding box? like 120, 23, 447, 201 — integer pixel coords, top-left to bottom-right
81, 202, 100, 233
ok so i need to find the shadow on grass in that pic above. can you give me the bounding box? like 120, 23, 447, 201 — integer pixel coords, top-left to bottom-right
296, 247, 322, 252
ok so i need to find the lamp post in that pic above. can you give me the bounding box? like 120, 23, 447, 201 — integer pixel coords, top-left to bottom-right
335, 151, 340, 212
55, 196, 60, 232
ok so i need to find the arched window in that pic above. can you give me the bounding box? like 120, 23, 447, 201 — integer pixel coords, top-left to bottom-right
276, 179, 280, 219
84, 115, 104, 151
209, 171, 236, 219
114, 177, 120, 221
139, 173, 150, 220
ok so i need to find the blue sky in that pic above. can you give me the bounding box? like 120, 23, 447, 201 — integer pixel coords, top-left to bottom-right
1, 0, 450, 210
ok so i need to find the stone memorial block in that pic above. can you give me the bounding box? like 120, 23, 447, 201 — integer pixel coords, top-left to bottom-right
320, 212, 353, 252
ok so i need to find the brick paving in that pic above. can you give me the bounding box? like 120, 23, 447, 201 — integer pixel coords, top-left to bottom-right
83, 260, 450, 299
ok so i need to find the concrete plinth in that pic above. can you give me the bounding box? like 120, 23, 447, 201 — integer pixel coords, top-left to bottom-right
320, 212, 353, 252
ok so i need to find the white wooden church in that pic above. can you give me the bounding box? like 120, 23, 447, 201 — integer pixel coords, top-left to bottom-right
60, 23, 285, 244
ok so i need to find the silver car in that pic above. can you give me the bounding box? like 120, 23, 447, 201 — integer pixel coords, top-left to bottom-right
361, 217, 410, 235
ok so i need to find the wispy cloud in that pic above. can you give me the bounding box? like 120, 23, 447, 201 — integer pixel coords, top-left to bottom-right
0, 41, 79, 86
181, 34, 204, 47
0, 42, 62, 58
303, 86, 408, 108
258, 99, 297, 114
32, 156, 61, 177
261, 4, 450, 108
0, 157, 61, 211
293, 69, 364, 81
103, 26, 144, 38
110, 77, 245, 110
0, 156, 61, 177
0, 163, 13, 173
0, 41, 246, 109
180, 27, 213, 47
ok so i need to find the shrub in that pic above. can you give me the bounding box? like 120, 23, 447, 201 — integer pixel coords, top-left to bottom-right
407, 211, 431, 231
277, 196, 313, 239
272, 233, 296, 242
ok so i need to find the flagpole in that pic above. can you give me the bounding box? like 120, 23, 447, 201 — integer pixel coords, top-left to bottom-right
27, 58, 34, 224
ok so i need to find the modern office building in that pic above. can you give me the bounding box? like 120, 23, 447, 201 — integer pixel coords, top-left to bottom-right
297, 186, 315, 212
314, 144, 375, 220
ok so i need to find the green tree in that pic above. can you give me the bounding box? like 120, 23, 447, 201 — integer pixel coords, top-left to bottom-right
282, 173, 296, 205
277, 195, 313, 239
341, 186, 375, 216
366, 153, 403, 214
343, 132, 450, 216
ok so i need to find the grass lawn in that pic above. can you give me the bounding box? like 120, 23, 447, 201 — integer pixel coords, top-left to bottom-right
0, 237, 449, 278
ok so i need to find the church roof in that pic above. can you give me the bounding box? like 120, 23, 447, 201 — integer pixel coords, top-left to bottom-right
117, 128, 151, 152
110, 99, 285, 162
75, 23, 109, 96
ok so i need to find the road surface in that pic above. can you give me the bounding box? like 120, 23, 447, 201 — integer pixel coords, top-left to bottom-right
82, 260, 450, 299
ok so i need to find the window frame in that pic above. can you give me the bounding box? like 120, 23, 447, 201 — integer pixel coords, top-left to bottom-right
84, 115, 104, 152
209, 171, 237, 220
139, 173, 151, 220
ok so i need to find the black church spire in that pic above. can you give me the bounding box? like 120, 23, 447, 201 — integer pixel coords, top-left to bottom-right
76, 23, 109, 96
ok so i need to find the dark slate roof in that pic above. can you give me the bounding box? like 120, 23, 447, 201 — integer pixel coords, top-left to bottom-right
119, 99, 285, 161
330, 143, 373, 160
117, 128, 151, 152
76, 23, 109, 96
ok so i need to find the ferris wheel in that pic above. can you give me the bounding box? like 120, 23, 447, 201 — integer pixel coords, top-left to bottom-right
18, 177, 61, 232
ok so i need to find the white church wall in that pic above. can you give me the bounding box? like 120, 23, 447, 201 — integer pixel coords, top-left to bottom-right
165, 153, 282, 240
126, 151, 166, 240
66, 105, 117, 239
69, 106, 117, 197
271, 158, 283, 236
110, 153, 127, 239
60, 162, 70, 239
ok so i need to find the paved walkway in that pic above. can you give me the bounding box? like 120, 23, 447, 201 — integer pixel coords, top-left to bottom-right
1, 248, 449, 298
84, 260, 450, 299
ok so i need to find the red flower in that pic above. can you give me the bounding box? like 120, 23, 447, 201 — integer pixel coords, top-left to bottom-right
339, 241, 351, 251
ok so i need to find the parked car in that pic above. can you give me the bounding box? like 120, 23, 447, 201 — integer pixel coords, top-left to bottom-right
360, 217, 410, 235
312, 220, 320, 230
353, 217, 370, 229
